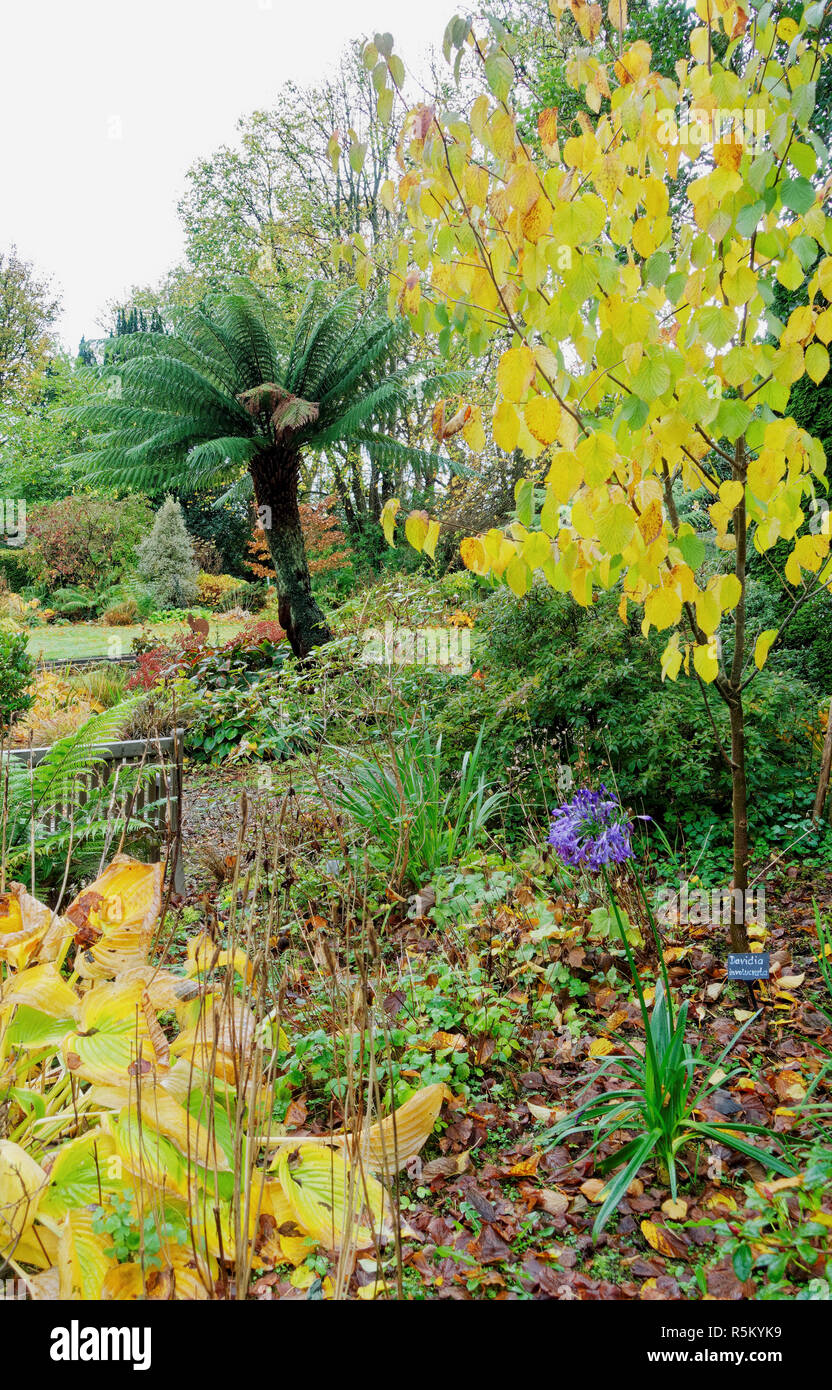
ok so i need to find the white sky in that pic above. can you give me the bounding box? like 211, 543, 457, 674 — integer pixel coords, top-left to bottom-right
0, 0, 455, 353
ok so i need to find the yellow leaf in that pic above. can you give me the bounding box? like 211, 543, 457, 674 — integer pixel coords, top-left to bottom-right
596, 501, 636, 555
497, 345, 536, 403
719, 481, 744, 510
405, 510, 430, 553
276, 1146, 390, 1252
754, 628, 777, 670
589, 1037, 614, 1058
607, 0, 627, 30
661, 1198, 688, 1220
637, 500, 664, 546
693, 639, 719, 683
493, 400, 521, 453
506, 555, 531, 597
640, 1219, 680, 1257
460, 536, 490, 575
538, 108, 559, 160
462, 406, 486, 452
380, 498, 400, 547
806, 343, 830, 385
0, 1140, 46, 1258
525, 395, 561, 445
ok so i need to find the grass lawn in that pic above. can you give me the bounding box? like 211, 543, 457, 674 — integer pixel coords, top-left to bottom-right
27, 618, 247, 661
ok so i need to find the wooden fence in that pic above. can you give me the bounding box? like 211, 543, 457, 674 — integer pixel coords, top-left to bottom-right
9, 730, 185, 893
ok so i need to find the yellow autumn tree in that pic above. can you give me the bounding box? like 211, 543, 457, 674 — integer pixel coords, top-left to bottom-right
358, 1, 832, 950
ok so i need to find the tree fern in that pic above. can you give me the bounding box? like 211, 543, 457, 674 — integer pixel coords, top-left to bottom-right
71, 281, 459, 656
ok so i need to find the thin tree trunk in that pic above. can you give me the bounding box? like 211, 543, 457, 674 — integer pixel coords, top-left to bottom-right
251, 453, 333, 659
728, 697, 750, 953
813, 694, 832, 826
727, 440, 750, 954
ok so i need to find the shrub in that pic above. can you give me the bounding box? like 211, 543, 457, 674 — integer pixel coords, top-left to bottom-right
196, 571, 241, 610
136, 497, 199, 609
23, 496, 151, 591
0, 631, 34, 731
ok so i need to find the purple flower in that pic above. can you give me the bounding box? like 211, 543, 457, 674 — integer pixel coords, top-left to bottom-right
548, 785, 634, 873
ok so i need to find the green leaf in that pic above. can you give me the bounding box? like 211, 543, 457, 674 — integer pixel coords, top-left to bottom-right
484, 52, 514, 102
733, 1242, 753, 1281
644, 251, 670, 287
675, 528, 707, 571
780, 177, 815, 215
716, 397, 752, 442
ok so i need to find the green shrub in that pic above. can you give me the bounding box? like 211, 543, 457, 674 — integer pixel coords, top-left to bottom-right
0, 630, 34, 731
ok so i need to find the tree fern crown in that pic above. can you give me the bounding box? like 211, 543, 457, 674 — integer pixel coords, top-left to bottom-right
71, 282, 460, 491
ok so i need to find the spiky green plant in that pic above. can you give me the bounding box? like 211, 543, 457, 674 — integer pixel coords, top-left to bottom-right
72, 283, 455, 657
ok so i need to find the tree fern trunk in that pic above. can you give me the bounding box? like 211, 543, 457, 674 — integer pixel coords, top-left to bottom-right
252, 453, 333, 659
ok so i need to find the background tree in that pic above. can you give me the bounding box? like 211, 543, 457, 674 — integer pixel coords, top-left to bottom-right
0, 246, 61, 404
372, 1, 832, 952
73, 282, 452, 657
136, 496, 199, 609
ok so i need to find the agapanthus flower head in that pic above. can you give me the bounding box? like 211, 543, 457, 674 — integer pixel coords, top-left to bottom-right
548, 784, 634, 873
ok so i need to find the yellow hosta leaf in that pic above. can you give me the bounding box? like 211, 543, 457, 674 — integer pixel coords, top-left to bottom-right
62, 980, 154, 1087
70, 855, 163, 980
276, 1146, 390, 1252
497, 344, 536, 402
259, 1181, 311, 1267
0, 885, 71, 970
38, 1131, 123, 1222
754, 629, 777, 670
361, 1084, 445, 1174
0, 1140, 46, 1258
100, 1245, 214, 1300
57, 1208, 115, 1301
0, 962, 79, 1020
107, 1109, 191, 1198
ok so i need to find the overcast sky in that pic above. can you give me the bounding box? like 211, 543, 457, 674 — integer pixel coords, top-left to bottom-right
0, 0, 455, 353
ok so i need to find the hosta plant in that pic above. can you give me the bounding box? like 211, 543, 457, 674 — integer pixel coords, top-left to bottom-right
0, 855, 444, 1299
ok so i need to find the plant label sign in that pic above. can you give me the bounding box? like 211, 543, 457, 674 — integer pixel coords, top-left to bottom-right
726, 952, 770, 981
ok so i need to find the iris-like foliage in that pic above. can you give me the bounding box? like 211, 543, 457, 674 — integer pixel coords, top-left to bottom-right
547, 979, 796, 1238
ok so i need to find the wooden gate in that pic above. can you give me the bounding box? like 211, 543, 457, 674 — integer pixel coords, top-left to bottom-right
9, 730, 185, 893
